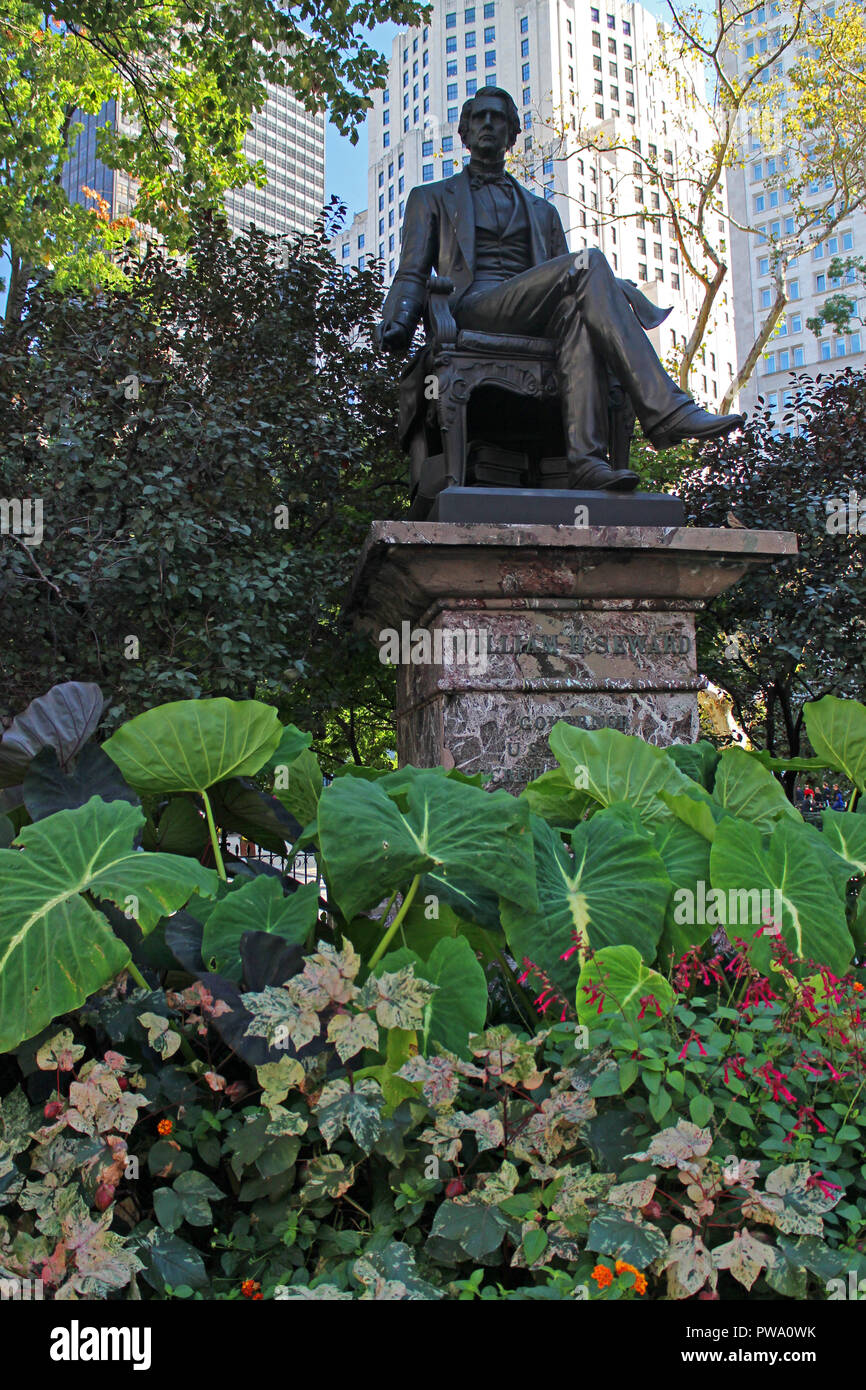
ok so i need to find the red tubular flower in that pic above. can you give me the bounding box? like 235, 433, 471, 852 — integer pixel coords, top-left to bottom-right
637, 994, 663, 1021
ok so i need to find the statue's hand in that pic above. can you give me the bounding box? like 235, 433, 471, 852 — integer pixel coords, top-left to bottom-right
379, 320, 410, 352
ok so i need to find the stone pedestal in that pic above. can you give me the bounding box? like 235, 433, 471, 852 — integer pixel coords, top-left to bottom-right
346, 522, 798, 792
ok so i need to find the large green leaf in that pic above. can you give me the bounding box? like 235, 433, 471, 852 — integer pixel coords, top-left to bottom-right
819, 810, 866, 874
273, 747, 323, 829
804, 696, 866, 791
520, 767, 596, 829
548, 723, 693, 827
317, 770, 536, 922
202, 878, 319, 979
0, 797, 218, 1051
576, 944, 674, 1029
141, 797, 210, 857
102, 698, 282, 795
659, 787, 727, 843
665, 741, 720, 790
709, 817, 854, 975
652, 819, 714, 963
501, 809, 671, 995
376, 937, 487, 1060
711, 747, 801, 831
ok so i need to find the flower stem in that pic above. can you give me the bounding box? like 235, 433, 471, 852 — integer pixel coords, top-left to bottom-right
201, 788, 227, 881
368, 875, 421, 970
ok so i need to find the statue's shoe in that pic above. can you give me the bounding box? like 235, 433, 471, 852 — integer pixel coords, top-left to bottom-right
648, 404, 745, 451
568, 460, 640, 492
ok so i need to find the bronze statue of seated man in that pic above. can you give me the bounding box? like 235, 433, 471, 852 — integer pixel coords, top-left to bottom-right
377, 85, 743, 493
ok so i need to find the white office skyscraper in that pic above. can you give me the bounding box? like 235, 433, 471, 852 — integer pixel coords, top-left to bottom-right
335, 0, 738, 406
726, 2, 866, 419
63, 85, 325, 242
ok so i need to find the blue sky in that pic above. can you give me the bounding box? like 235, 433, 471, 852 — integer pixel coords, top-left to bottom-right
326, 22, 401, 220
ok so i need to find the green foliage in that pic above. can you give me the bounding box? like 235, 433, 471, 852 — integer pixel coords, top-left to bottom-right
0, 219, 405, 769
1, 0, 431, 309
0, 685, 865, 1300
678, 370, 866, 761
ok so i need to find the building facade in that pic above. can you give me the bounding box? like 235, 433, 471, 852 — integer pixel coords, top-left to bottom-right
335, 0, 739, 407
62, 83, 325, 240
726, 1, 866, 419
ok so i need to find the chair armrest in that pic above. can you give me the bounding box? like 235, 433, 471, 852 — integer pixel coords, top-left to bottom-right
426, 276, 458, 350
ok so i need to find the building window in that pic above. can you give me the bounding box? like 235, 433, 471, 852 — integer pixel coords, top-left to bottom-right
486, 48, 496, 66
484, 2, 495, 14
383, 110, 390, 125
851, 333, 862, 353
383, 132, 390, 147
521, 37, 529, 56
466, 54, 476, 70
447, 83, 458, 100
422, 139, 433, 157
341, 243, 350, 258
523, 87, 531, 105
820, 340, 831, 360
522, 61, 530, 81
788, 278, 800, 299
423, 164, 434, 182
448, 105, 458, 121
623, 20, 631, 33
447, 60, 457, 75
592, 30, 601, 46
465, 5, 475, 19
639, 263, 648, 280
672, 272, 680, 289
446, 35, 457, 51
594, 79, 603, 94
543, 155, 554, 177
842, 230, 854, 251
593, 55, 602, 69
520, 15, 529, 31
465, 30, 476, 47
596, 103, 604, 118
544, 182, 554, 200
816, 273, 826, 292
758, 256, 769, 275
466, 79, 477, 94
793, 345, 805, 366
523, 112, 532, 129
358, 234, 365, 249
607, 12, 615, 27
754, 195, 765, 213
484, 25, 495, 41
760, 288, 772, 308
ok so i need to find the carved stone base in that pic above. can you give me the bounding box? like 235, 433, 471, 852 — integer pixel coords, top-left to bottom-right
346, 521, 797, 793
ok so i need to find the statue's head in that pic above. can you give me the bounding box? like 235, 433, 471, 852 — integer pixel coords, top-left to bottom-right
458, 86, 520, 159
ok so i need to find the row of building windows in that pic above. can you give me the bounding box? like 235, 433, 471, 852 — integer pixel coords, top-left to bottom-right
445, 5, 496, 26
590, 8, 632, 34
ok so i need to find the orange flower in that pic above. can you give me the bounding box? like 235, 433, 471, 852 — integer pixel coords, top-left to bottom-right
241, 1279, 261, 1298
157, 1118, 173, 1136
615, 1259, 638, 1276
591, 1264, 613, 1288
853, 982, 864, 992
634, 1273, 648, 1295
252, 1292, 263, 1300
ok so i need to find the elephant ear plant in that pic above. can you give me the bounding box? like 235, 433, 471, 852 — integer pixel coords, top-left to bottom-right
507, 695, 866, 1028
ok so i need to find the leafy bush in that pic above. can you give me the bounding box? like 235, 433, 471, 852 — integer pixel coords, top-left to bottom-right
1, 682, 865, 1298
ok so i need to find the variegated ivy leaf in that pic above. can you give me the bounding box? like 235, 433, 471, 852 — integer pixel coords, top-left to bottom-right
470, 1024, 549, 1089
242, 984, 320, 1051
289, 940, 360, 1011
454, 1108, 504, 1153
64, 1063, 147, 1137
265, 1107, 308, 1139
662, 1222, 714, 1299
57, 1194, 143, 1297
256, 1057, 305, 1113
352, 1262, 411, 1301
314, 1078, 383, 1154
629, 1121, 712, 1176
326, 1011, 380, 1063
398, 1054, 461, 1109
420, 1116, 463, 1162
712, 1229, 776, 1291
277, 1283, 353, 1300
549, 1164, 616, 1219
301, 1153, 356, 1203
476, 1160, 520, 1206
607, 1176, 657, 1210
510, 1090, 595, 1165
357, 965, 437, 1031
137, 1012, 182, 1060
0, 1086, 32, 1158
35, 1028, 86, 1073
742, 1162, 842, 1236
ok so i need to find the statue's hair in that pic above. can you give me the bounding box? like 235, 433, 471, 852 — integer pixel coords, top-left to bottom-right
457, 87, 521, 149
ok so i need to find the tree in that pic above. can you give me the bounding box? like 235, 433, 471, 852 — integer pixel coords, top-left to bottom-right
1, 0, 430, 320
677, 368, 866, 765
525, 0, 865, 408
0, 210, 405, 769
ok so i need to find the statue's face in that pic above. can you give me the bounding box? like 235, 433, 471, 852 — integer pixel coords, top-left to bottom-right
464, 94, 511, 161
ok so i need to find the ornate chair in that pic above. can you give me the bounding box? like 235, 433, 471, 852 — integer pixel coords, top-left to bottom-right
398, 276, 639, 518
